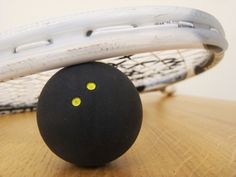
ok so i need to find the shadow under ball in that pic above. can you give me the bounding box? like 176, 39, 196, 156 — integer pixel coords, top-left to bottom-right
37, 62, 143, 167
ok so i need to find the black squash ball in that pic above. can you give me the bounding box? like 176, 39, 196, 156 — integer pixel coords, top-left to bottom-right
37, 62, 143, 167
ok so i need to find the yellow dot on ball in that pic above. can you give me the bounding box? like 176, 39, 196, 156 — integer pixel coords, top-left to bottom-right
86, 82, 96, 91
72, 97, 81, 107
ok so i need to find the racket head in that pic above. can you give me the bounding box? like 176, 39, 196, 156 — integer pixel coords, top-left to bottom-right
0, 6, 228, 114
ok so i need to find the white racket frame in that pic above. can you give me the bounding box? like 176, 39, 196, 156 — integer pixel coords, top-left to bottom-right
0, 6, 228, 82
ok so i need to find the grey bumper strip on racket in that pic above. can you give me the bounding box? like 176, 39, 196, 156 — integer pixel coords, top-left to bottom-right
0, 6, 228, 82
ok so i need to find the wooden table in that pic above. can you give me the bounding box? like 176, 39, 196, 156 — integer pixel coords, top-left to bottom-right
0, 92, 236, 177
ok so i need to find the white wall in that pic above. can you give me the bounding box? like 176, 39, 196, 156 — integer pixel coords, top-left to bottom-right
0, 0, 235, 100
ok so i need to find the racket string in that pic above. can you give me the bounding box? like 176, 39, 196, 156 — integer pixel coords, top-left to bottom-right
0, 49, 212, 114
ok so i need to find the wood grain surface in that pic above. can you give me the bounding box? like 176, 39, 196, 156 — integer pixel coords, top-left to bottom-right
0, 92, 236, 177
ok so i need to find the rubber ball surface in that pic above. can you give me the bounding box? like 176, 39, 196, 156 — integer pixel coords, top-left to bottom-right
37, 62, 143, 166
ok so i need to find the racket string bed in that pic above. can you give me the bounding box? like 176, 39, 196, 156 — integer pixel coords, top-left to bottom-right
0, 49, 212, 114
